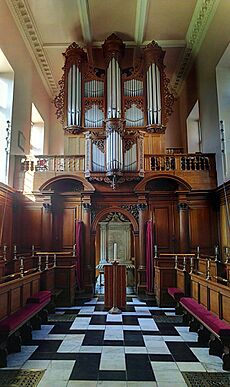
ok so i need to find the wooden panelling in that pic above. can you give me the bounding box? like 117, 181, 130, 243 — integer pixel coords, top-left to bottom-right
189, 206, 215, 253
0, 272, 41, 321
222, 297, 230, 322
20, 207, 42, 249
190, 274, 230, 323
154, 266, 176, 306
0, 184, 14, 257
199, 283, 207, 307
62, 207, 75, 249
209, 289, 219, 316
0, 293, 8, 320
55, 266, 76, 305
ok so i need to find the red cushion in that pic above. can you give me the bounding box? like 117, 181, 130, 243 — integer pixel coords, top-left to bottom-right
180, 297, 230, 339
0, 296, 50, 334
168, 287, 184, 301
27, 290, 51, 304
0, 304, 42, 333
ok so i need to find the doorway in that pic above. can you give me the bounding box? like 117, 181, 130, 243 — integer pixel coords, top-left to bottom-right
95, 212, 135, 294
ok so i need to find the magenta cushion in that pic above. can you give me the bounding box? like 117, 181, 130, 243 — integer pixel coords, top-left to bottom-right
27, 290, 51, 304
0, 303, 42, 333
168, 287, 184, 301
180, 297, 230, 339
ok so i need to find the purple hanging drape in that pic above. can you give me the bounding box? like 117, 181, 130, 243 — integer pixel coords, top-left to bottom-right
75, 220, 83, 289
146, 220, 153, 293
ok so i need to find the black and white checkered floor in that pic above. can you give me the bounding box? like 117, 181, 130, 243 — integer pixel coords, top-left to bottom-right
4, 296, 228, 386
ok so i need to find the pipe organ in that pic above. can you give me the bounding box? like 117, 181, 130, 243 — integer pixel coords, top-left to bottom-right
54, 34, 174, 186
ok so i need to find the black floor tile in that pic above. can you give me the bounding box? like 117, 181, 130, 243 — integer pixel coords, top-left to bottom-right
90, 315, 107, 325
95, 304, 106, 311
70, 353, 101, 380
126, 354, 155, 381
31, 340, 62, 353
98, 371, 126, 381
166, 342, 199, 362
125, 305, 136, 312
103, 340, 124, 346
82, 330, 104, 346
149, 354, 174, 361
49, 322, 72, 334
122, 316, 139, 325
156, 322, 180, 335
150, 310, 165, 316
145, 300, 157, 306
124, 331, 145, 346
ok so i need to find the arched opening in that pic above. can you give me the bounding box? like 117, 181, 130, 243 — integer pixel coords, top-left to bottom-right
92, 208, 138, 295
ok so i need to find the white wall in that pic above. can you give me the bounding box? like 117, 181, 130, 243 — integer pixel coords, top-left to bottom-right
0, 0, 64, 186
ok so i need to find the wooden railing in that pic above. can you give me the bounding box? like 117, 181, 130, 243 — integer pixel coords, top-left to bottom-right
144, 153, 213, 172
21, 155, 85, 173
20, 153, 215, 174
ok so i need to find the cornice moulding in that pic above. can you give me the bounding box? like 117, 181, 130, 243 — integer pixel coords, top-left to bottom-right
77, 0, 92, 43
6, 0, 58, 97
171, 0, 220, 95
135, 0, 149, 45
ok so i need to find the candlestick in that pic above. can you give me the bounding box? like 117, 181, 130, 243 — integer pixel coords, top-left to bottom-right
13, 245, 17, 260
3, 245, 7, 261
73, 244, 76, 257
38, 255, 41, 272
113, 243, 117, 260
154, 245, 158, 258
20, 258, 24, 277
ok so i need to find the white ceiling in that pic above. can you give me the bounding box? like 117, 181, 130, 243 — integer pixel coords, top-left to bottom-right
6, 0, 220, 96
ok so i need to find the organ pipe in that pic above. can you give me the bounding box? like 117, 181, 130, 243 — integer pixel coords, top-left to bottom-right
67, 64, 81, 127
146, 64, 162, 126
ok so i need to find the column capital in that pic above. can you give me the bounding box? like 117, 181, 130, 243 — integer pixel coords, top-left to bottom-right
83, 203, 91, 212
177, 202, 189, 211
137, 203, 148, 212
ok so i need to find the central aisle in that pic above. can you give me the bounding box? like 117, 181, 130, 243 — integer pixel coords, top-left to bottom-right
4, 296, 227, 386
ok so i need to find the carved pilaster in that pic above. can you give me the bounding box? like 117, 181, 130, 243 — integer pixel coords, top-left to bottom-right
137, 202, 148, 293
177, 202, 189, 252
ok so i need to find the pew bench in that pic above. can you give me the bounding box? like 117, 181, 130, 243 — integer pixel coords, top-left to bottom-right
180, 297, 230, 370
0, 290, 51, 367
168, 287, 185, 314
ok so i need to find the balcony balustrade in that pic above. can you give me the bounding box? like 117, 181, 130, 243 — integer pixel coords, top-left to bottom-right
18, 152, 216, 192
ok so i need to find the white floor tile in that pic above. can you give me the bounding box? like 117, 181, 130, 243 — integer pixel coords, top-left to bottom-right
80, 346, 102, 353
87, 324, 106, 330
124, 346, 148, 354
135, 307, 151, 315
138, 318, 159, 331
176, 362, 206, 371
162, 336, 183, 342
97, 382, 126, 387
104, 326, 124, 340
106, 314, 122, 322
22, 359, 51, 369
100, 347, 125, 370
70, 317, 91, 329
151, 361, 178, 371
154, 370, 186, 383
122, 325, 141, 331
67, 382, 97, 387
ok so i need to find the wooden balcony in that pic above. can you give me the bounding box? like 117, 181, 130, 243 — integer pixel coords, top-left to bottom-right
17, 153, 217, 192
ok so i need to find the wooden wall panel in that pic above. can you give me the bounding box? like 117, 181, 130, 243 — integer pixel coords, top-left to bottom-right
20, 207, 42, 249
154, 206, 173, 251
62, 208, 75, 249
0, 184, 14, 257
189, 206, 215, 253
